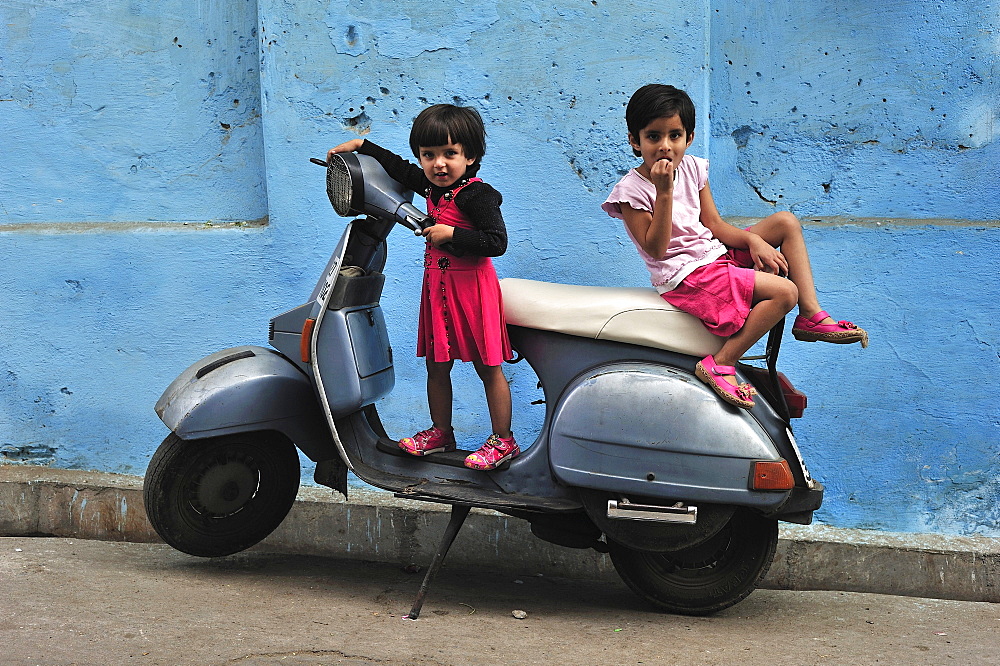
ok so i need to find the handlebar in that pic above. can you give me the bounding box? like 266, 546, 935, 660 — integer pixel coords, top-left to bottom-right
312, 156, 457, 254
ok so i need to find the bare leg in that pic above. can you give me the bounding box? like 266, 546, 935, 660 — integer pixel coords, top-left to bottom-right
748, 211, 833, 324
425, 359, 454, 431
713, 272, 798, 385
472, 361, 513, 438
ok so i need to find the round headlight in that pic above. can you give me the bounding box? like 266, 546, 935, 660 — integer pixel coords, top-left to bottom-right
325, 153, 363, 216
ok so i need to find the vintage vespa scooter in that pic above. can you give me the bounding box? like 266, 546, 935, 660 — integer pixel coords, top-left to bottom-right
143, 153, 822, 616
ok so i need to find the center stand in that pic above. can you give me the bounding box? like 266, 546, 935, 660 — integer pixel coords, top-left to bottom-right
404, 503, 471, 620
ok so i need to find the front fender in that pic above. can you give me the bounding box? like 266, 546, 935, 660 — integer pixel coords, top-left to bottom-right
155, 346, 337, 461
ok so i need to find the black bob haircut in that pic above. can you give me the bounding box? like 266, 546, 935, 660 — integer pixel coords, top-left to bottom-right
625, 84, 696, 157
408, 104, 487, 164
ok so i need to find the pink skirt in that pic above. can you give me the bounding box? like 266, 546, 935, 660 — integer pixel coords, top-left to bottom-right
660, 247, 756, 337
417, 247, 512, 365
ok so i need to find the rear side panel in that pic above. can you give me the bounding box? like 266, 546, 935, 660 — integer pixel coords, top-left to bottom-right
547, 362, 789, 510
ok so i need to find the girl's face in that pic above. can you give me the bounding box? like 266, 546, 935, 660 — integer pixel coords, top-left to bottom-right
418, 142, 475, 189
628, 115, 694, 178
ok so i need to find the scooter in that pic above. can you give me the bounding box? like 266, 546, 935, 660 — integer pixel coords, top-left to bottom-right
143, 152, 823, 616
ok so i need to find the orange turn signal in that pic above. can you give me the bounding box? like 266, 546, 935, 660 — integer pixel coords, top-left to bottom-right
300, 318, 316, 363
751, 460, 795, 490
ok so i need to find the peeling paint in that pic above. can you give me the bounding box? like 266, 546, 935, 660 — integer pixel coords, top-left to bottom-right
0, 444, 57, 465
0, 218, 269, 233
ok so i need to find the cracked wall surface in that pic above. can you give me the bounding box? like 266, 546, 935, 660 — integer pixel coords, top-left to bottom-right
708, 2, 999, 220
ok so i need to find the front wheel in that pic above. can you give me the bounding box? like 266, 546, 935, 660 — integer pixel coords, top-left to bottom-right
143, 432, 300, 557
608, 508, 778, 616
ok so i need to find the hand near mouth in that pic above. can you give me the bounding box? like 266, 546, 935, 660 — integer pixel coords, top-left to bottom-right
649, 156, 676, 194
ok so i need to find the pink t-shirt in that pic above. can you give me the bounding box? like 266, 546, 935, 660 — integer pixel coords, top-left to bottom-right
602, 155, 726, 293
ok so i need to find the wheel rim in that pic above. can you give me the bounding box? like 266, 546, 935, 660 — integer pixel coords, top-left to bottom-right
635, 522, 742, 588
144, 432, 300, 557
190, 453, 261, 517
176, 445, 277, 532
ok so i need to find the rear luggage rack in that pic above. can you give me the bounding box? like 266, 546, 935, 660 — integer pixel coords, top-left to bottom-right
607, 499, 697, 524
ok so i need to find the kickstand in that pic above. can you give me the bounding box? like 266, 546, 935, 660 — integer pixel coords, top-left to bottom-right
405, 503, 471, 620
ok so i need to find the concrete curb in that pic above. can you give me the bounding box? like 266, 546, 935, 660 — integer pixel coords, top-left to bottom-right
2, 465, 998, 603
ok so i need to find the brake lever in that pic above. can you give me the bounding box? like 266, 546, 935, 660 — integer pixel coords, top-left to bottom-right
398, 214, 425, 235
411, 214, 459, 255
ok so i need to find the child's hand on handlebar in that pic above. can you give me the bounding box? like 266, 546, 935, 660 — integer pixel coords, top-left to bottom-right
327, 139, 365, 162
422, 224, 455, 247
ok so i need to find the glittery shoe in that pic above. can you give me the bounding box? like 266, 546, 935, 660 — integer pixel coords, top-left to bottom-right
464, 434, 519, 471
398, 426, 457, 456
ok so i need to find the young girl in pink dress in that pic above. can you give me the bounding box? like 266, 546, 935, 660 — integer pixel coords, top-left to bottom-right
603, 84, 868, 410
328, 104, 517, 470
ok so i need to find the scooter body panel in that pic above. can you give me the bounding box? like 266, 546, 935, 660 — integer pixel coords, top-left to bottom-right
287, 221, 397, 420
501, 325, 799, 511
548, 361, 786, 509
312, 304, 394, 417
155, 345, 338, 461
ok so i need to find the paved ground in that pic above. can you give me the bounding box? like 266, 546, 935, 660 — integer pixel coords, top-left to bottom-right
3, 537, 998, 666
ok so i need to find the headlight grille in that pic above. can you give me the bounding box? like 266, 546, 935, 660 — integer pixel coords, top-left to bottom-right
325, 155, 355, 216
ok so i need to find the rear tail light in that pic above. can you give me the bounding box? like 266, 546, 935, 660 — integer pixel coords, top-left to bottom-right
751, 460, 795, 490
777, 371, 807, 418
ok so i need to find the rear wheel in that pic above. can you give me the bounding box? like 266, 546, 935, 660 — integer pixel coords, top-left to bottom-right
143, 432, 300, 557
608, 508, 778, 615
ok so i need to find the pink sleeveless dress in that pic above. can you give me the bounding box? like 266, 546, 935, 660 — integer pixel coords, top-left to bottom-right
416, 179, 512, 366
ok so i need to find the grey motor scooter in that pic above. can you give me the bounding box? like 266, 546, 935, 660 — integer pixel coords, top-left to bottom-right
143, 153, 822, 616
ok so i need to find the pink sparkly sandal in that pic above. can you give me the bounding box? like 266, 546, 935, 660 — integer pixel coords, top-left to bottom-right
695, 355, 756, 409
398, 426, 456, 456
464, 434, 519, 471
792, 311, 869, 348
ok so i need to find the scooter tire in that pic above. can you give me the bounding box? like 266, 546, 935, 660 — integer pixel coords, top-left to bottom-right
608, 508, 778, 616
143, 432, 300, 557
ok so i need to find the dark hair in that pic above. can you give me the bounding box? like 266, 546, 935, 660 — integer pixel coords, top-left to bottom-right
408, 104, 487, 164
625, 84, 696, 157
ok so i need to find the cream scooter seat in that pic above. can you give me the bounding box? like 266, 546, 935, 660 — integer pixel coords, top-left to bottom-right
500, 278, 724, 359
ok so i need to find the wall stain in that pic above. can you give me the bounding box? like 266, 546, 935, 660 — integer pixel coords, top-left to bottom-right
1, 445, 57, 465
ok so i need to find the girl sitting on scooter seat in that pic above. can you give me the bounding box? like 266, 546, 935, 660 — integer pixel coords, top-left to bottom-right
328, 104, 518, 470
603, 84, 868, 410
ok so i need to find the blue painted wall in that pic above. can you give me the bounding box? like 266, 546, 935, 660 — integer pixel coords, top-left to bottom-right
3, 0, 267, 224
1, 0, 997, 536
708, 2, 1000, 219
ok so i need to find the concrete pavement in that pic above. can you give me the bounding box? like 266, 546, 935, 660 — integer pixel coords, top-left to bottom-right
3, 536, 999, 666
